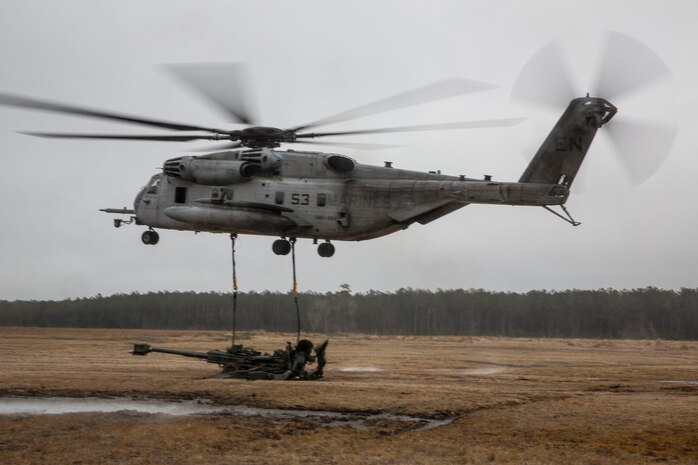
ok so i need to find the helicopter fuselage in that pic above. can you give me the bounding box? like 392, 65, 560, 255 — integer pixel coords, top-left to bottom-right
133, 148, 569, 243
107, 96, 617, 255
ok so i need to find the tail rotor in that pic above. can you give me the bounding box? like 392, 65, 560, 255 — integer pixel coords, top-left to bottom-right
512, 30, 676, 186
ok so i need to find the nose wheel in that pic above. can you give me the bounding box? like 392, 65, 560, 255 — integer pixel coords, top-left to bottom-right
141, 229, 159, 245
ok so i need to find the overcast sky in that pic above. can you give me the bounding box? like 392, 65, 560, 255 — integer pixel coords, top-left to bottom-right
1, 0, 697, 300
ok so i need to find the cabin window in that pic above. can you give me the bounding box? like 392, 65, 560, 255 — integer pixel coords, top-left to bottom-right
210, 187, 224, 202
224, 190, 234, 203
146, 177, 160, 194
275, 191, 285, 205
175, 187, 187, 204
317, 193, 327, 207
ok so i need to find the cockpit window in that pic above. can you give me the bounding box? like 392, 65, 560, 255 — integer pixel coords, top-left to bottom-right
146, 176, 160, 194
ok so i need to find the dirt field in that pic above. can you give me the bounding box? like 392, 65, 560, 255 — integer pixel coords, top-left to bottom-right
0, 327, 697, 464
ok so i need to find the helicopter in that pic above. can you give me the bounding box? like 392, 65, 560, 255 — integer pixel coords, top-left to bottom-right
0, 32, 674, 259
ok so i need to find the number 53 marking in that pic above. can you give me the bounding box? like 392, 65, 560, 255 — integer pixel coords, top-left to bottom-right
291, 193, 310, 205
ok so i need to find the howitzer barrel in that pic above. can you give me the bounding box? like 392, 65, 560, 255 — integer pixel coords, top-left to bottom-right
132, 343, 288, 368
132, 343, 212, 360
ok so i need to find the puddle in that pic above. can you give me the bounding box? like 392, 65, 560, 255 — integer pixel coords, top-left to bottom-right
0, 397, 452, 432
0, 397, 220, 416
333, 366, 508, 376
461, 367, 508, 376
660, 380, 698, 385
335, 366, 384, 372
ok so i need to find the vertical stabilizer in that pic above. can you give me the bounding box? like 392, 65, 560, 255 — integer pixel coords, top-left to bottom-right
519, 97, 616, 187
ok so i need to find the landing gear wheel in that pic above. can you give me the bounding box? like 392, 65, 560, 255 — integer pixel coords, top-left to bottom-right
141, 230, 159, 245
272, 239, 291, 255
317, 242, 335, 258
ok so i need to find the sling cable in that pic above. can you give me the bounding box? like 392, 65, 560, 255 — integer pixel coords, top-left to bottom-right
230, 234, 239, 347
229, 234, 302, 347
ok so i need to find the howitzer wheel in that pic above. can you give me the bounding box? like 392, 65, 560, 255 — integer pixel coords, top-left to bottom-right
221, 362, 242, 373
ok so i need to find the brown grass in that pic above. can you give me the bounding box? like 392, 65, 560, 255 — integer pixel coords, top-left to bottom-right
0, 327, 697, 464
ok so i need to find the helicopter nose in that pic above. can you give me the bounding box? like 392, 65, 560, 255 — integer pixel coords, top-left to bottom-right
133, 184, 150, 222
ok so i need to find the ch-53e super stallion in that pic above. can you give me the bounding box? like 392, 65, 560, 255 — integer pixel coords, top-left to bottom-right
0, 32, 674, 258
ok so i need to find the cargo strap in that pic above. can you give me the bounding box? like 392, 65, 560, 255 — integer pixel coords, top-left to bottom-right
230, 234, 238, 347
290, 238, 301, 344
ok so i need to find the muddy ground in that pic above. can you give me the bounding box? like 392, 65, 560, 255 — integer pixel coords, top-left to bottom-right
0, 327, 697, 464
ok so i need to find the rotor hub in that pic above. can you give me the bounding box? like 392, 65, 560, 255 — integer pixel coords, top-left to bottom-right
578, 97, 617, 128
238, 127, 297, 148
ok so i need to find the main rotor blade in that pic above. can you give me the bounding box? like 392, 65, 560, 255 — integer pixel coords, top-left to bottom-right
0, 94, 230, 133
604, 117, 677, 185
292, 78, 499, 132
186, 141, 243, 152
19, 131, 231, 142
511, 40, 576, 109
293, 140, 402, 151
165, 63, 256, 124
295, 118, 525, 139
594, 31, 671, 101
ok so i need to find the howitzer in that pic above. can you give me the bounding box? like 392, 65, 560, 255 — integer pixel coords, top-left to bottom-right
132, 339, 328, 380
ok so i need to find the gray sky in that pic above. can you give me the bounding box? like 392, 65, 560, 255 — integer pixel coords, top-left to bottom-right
1, 0, 697, 300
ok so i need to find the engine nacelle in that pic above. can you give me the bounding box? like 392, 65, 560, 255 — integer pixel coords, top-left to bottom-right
324, 154, 355, 173
163, 157, 253, 185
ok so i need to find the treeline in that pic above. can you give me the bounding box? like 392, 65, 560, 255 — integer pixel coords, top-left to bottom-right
1, 287, 698, 339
